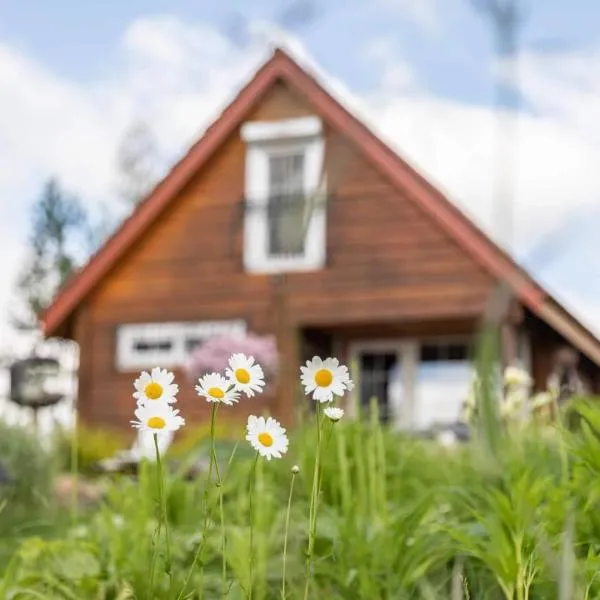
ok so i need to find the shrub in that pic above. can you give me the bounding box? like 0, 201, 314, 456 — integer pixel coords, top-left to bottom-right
52, 423, 128, 475
0, 419, 54, 509
184, 332, 279, 385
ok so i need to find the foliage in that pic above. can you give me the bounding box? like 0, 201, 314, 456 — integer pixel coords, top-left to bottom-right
0, 419, 63, 572
167, 420, 238, 459
52, 424, 128, 475
115, 120, 161, 208
0, 420, 54, 510
184, 332, 279, 385
5, 396, 600, 598
12, 179, 87, 329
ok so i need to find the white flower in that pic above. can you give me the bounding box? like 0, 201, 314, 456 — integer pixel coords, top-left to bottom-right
246, 415, 289, 460
195, 372, 239, 406
133, 367, 178, 405
532, 392, 554, 409
300, 356, 354, 403
131, 402, 185, 433
324, 406, 344, 422
437, 430, 457, 447
504, 366, 532, 388
226, 353, 265, 397
291, 465, 300, 474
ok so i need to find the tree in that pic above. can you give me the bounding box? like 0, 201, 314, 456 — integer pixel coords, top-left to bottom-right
13, 179, 87, 330
115, 120, 161, 208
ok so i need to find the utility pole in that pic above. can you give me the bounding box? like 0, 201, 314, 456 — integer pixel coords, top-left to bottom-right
474, 0, 524, 252
474, 0, 526, 367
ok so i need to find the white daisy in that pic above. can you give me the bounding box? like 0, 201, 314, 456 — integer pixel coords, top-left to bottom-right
504, 366, 532, 389
131, 402, 185, 433
226, 353, 265, 398
300, 356, 354, 403
246, 415, 289, 460
133, 367, 178, 405
195, 372, 239, 406
324, 406, 344, 422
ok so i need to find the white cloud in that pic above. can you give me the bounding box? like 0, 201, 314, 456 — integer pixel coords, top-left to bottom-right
1, 15, 600, 357
0, 17, 271, 351
376, 0, 440, 33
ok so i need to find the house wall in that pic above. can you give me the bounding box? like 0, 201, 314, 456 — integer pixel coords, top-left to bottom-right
74, 80, 512, 436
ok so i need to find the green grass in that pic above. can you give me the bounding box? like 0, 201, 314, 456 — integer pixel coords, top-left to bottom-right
2, 399, 600, 599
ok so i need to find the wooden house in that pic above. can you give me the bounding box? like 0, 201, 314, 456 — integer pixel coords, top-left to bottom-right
42, 48, 600, 433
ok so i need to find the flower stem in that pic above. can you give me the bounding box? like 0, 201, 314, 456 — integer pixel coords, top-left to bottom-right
147, 435, 165, 599
304, 403, 324, 600
281, 471, 298, 600
248, 452, 260, 600
154, 433, 173, 591
211, 423, 227, 598
176, 403, 218, 600
147, 480, 162, 600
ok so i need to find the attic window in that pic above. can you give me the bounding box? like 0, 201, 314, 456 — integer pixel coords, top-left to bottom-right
241, 116, 326, 273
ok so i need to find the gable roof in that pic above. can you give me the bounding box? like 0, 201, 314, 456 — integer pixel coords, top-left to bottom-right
41, 47, 600, 367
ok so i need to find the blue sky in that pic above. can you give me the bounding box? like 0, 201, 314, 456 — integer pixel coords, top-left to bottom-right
2, 0, 598, 100
1, 0, 600, 345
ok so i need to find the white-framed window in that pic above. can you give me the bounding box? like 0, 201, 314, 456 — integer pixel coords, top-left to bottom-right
348, 337, 474, 430
241, 116, 326, 273
116, 320, 246, 371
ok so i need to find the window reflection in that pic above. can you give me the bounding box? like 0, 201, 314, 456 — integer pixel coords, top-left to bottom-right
415, 342, 473, 429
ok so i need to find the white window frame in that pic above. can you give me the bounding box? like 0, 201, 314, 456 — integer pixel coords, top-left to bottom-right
241, 116, 326, 273
116, 320, 246, 371
348, 336, 474, 430
348, 340, 418, 429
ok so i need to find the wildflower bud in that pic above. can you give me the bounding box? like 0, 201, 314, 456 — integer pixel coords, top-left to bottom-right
324, 406, 344, 422
291, 465, 300, 474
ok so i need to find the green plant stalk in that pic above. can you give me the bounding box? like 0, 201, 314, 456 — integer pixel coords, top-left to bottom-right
336, 425, 351, 513
147, 450, 164, 599
70, 409, 79, 527
315, 420, 334, 511
304, 402, 325, 600
177, 403, 218, 600
367, 399, 379, 519
211, 425, 227, 599
154, 434, 173, 590
354, 420, 367, 519
248, 452, 260, 600
375, 418, 387, 520
281, 470, 297, 600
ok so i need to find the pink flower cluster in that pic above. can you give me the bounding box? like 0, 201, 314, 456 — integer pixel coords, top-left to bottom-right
184, 332, 279, 384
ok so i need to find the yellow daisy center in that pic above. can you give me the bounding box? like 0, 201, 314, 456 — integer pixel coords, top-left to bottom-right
314, 368, 333, 387
144, 381, 163, 400
147, 416, 166, 429
208, 387, 225, 399
235, 368, 251, 384
258, 432, 273, 447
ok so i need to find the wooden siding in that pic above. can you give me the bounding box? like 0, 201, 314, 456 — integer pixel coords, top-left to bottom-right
76, 81, 499, 434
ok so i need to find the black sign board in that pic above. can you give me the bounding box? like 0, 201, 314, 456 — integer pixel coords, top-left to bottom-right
9, 357, 64, 408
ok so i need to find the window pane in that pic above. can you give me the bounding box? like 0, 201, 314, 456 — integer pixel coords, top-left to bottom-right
133, 339, 172, 353
267, 153, 306, 257
415, 342, 472, 429
359, 352, 397, 423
